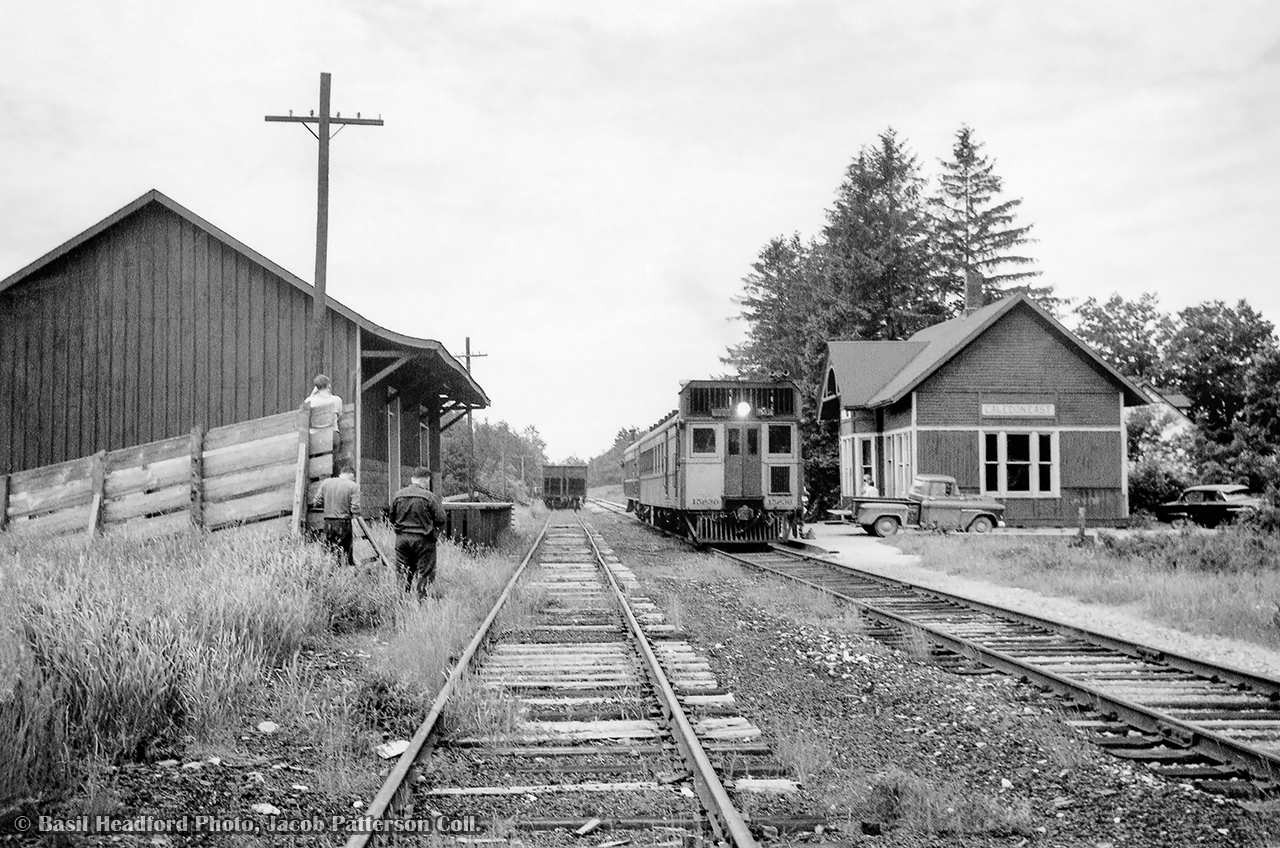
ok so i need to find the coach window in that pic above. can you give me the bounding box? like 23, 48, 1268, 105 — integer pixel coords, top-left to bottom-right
692, 427, 717, 454
746, 427, 759, 456
769, 466, 791, 494
726, 428, 741, 456
982, 431, 1058, 496
767, 424, 792, 455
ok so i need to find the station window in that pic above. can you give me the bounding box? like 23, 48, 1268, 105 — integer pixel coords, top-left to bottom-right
692, 427, 717, 454
982, 431, 1057, 497
767, 425, 792, 455
769, 466, 791, 494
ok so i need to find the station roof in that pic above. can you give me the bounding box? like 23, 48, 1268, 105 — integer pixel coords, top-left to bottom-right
0, 189, 488, 409
820, 293, 1147, 419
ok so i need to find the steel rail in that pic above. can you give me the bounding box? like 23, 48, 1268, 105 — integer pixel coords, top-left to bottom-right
577, 515, 760, 848
767, 544, 1280, 698
716, 547, 1280, 786
345, 516, 553, 848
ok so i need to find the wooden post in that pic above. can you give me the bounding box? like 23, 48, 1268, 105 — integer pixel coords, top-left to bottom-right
190, 425, 205, 529
86, 450, 106, 538
308, 72, 332, 375
0, 473, 9, 533
291, 406, 311, 536
1077, 506, 1087, 540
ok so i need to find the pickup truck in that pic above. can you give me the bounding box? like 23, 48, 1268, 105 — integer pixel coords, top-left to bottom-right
831, 474, 1005, 537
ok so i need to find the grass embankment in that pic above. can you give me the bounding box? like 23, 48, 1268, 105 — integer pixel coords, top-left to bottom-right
0, 509, 538, 806
893, 529, 1280, 650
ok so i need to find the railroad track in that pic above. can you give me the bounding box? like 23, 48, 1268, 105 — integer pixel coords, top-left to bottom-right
348, 514, 816, 847
716, 544, 1280, 799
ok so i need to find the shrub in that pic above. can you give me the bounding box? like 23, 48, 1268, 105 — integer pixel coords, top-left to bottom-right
1127, 460, 1189, 514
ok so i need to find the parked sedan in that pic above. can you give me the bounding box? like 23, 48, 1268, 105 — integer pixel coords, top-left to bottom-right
1155, 484, 1262, 527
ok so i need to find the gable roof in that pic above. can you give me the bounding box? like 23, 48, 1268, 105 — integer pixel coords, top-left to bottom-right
0, 189, 488, 407
820, 340, 927, 419
820, 293, 1147, 417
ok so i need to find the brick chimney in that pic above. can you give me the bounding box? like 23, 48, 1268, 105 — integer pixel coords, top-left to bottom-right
964, 269, 984, 314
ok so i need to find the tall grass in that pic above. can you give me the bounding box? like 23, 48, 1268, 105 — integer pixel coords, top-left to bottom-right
893, 528, 1280, 649
0, 528, 402, 802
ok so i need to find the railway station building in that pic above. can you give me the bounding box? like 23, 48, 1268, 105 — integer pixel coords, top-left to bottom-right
0, 189, 488, 514
818, 292, 1147, 527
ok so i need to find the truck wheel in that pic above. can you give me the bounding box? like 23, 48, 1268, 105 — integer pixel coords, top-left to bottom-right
968, 515, 994, 534
873, 515, 900, 537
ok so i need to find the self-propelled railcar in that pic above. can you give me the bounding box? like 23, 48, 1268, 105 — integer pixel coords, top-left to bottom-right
622, 380, 803, 546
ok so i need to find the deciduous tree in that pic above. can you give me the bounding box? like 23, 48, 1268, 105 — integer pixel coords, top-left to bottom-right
1166, 300, 1276, 442
1072, 292, 1175, 383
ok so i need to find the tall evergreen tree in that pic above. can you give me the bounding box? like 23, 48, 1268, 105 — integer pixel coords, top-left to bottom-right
932, 125, 1043, 309
723, 233, 821, 381
820, 129, 945, 340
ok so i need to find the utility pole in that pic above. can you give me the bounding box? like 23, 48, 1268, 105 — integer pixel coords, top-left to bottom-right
265, 73, 383, 377
462, 337, 487, 496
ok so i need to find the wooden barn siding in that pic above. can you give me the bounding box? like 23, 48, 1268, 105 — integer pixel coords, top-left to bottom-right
358, 373, 426, 514
916, 431, 979, 489
0, 204, 358, 474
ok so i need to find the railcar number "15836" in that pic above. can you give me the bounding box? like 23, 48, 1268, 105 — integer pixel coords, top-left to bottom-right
690, 497, 723, 507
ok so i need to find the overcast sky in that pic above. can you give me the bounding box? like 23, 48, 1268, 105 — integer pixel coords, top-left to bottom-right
3, 2, 1278, 461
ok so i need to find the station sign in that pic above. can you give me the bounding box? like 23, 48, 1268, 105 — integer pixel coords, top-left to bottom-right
980, 403, 1056, 417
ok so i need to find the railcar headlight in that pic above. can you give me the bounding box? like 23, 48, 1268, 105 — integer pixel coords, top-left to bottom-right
735, 401, 751, 418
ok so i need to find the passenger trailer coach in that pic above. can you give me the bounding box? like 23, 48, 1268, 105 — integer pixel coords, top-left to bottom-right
541, 464, 587, 509
623, 380, 803, 546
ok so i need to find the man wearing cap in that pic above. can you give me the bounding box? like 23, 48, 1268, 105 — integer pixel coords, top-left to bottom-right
313, 465, 361, 566
389, 466, 447, 599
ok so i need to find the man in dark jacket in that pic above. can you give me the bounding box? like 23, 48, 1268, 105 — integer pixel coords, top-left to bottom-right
389, 466, 447, 599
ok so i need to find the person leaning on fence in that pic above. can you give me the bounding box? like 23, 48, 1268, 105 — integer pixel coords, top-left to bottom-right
390, 466, 447, 600
314, 465, 361, 566
303, 374, 344, 433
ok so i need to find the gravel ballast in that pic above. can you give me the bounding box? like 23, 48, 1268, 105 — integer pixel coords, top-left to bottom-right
587, 508, 1280, 847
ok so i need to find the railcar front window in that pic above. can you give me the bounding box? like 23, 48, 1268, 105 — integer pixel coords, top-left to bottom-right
727, 428, 741, 456
692, 428, 717, 454
746, 427, 759, 456
768, 425, 792, 455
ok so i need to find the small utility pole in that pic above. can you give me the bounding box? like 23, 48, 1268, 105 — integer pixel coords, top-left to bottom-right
462, 337, 487, 496
265, 73, 383, 376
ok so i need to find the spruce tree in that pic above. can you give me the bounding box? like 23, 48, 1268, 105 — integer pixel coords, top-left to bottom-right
821, 129, 945, 340
932, 125, 1045, 309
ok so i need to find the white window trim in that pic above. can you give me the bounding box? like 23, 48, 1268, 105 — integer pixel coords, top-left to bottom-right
980, 429, 1060, 498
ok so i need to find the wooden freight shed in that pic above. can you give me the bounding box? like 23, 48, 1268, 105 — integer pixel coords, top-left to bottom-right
0, 190, 488, 514
818, 293, 1147, 527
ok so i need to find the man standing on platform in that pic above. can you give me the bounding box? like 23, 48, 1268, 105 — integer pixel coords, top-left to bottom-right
390, 466, 447, 599
314, 465, 361, 565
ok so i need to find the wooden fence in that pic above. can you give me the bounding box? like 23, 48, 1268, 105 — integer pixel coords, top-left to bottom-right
0, 404, 355, 540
